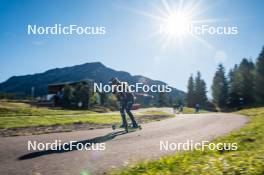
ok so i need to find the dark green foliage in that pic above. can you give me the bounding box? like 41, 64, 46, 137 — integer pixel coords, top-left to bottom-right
60, 83, 119, 109
194, 72, 207, 107
186, 75, 195, 107
59, 83, 93, 108
212, 64, 228, 108
0, 93, 14, 99
238, 59, 255, 105
227, 59, 255, 108
186, 72, 207, 108
98, 92, 107, 106
73, 83, 91, 108
255, 47, 264, 104
157, 92, 168, 107
104, 94, 118, 109
228, 65, 243, 108
61, 84, 74, 107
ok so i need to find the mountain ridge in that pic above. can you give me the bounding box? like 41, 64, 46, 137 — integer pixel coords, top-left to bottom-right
0, 62, 185, 99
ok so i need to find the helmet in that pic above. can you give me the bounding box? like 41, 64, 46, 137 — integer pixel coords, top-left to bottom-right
109, 77, 121, 85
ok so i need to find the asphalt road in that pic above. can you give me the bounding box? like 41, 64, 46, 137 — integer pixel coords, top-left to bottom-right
0, 112, 248, 175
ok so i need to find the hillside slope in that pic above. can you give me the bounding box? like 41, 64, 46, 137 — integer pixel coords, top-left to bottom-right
0, 62, 185, 98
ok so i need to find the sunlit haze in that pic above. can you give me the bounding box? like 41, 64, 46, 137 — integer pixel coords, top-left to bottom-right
1, 0, 264, 95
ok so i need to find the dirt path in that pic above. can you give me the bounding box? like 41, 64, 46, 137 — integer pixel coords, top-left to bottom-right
0, 113, 248, 175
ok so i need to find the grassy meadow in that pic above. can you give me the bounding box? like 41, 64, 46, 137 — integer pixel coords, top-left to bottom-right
0, 101, 174, 129
112, 107, 264, 175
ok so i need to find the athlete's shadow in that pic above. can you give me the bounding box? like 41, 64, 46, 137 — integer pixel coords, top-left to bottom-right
18, 130, 129, 160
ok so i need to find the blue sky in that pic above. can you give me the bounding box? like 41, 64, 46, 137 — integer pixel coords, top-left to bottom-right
0, 0, 264, 95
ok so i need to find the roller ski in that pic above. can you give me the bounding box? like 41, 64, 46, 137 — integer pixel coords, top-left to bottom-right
125, 124, 142, 133
111, 123, 142, 133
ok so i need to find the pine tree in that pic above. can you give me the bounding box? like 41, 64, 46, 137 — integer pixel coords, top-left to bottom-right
239, 58, 255, 106
98, 92, 107, 106
255, 47, 264, 105
157, 92, 168, 107
73, 83, 91, 108
211, 64, 228, 108
228, 65, 243, 108
186, 75, 195, 107
227, 59, 255, 108
61, 84, 74, 107
194, 72, 207, 107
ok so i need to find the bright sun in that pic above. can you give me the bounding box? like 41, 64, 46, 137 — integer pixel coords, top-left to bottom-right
165, 12, 192, 38
132, 0, 216, 48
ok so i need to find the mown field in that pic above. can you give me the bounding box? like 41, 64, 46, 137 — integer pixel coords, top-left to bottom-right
112, 107, 264, 175
0, 101, 174, 129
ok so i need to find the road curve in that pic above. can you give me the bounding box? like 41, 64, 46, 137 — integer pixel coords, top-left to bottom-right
0, 113, 248, 175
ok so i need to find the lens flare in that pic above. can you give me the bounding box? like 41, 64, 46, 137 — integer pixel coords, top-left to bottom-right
165, 11, 192, 38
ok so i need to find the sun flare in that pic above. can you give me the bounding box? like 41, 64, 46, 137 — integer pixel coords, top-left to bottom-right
165, 11, 192, 38
129, 0, 220, 49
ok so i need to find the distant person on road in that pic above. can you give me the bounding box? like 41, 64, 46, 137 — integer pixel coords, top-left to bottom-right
177, 101, 184, 113
195, 103, 200, 113
109, 77, 139, 129
179, 104, 183, 113
172, 104, 178, 114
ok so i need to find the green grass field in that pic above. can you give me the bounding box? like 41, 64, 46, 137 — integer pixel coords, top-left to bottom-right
112, 107, 264, 175
0, 101, 97, 117
0, 101, 174, 129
